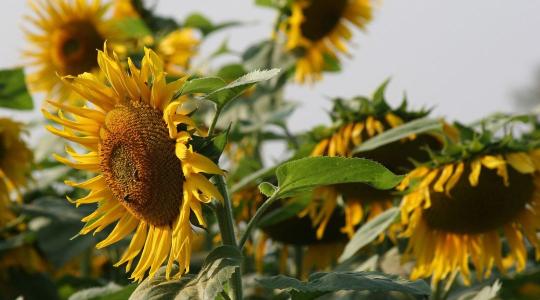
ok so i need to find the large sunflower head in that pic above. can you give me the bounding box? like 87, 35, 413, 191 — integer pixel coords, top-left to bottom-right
302, 84, 445, 239
23, 0, 118, 100
43, 45, 224, 281
0, 118, 33, 224
398, 122, 540, 286
281, 0, 373, 83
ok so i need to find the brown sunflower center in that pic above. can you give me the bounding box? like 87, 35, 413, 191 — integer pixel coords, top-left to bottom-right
424, 166, 534, 234
52, 21, 104, 76
336, 134, 442, 203
300, 0, 348, 42
99, 102, 183, 227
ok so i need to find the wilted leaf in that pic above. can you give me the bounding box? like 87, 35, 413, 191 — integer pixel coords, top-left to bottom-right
339, 208, 399, 263
270, 157, 403, 199
257, 271, 431, 300
0, 67, 33, 110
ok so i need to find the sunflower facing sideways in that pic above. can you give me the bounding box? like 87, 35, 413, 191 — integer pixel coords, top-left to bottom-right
398, 122, 540, 286
281, 0, 373, 83
43, 45, 224, 282
303, 83, 447, 241
23, 0, 120, 100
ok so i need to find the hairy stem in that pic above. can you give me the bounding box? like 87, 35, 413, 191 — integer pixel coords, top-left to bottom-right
238, 191, 280, 249
213, 175, 243, 300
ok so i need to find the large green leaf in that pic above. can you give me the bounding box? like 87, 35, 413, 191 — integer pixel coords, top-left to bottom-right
230, 165, 277, 194
257, 271, 431, 300
271, 157, 403, 199
339, 208, 399, 263
181, 77, 227, 95
353, 117, 442, 154
21, 197, 97, 268
130, 245, 242, 300
205, 69, 280, 107
0, 67, 33, 110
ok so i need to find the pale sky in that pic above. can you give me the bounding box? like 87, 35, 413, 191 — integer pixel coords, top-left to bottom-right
2, 0, 540, 160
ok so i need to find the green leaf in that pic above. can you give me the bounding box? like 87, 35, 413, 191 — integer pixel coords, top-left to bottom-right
0, 67, 33, 110
191, 128, 229, 164
184, 13, 241, 36
130, 245, 242, 300
216, 64, 247, 83
258, 182, 277, 197
323, 54, 341, 72
457, 280, 501, 300
257, 271, 431, 300
255, 0, 282, 8
205, 69, 280, 107
129, 265, 194, 300
271, 157, 403, 199
68, 283, 136, 300
109, 17, 151, 39
181, 77, 227, 95
230, 165, 277, 193
353, 117, 443, 154
338, 207, 399, 263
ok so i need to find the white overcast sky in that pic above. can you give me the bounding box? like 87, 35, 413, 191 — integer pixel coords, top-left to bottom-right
2, 0, 540, 156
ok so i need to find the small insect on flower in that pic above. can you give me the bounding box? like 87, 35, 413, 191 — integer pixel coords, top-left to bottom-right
43, 45, 224, 282
281, 0, 373, 83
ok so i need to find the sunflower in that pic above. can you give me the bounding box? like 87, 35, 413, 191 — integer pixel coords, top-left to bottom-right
398, 148, 540, 285
282, 0, 373, 83
23, 0, 118, 100
157, 29, 200, 77
301, 89, 443, 240
43, 45, 224, 281
0, 118, 33, 224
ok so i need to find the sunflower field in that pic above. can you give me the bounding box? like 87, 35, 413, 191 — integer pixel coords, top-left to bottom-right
2, 0, 540, 299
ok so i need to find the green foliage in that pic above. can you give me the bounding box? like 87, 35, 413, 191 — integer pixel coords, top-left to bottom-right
130, 246, 242, 300
353, 118, 443, 153
181, 69, 280, 108
184, 13, 241, 36
339, 207, 399, 263
109, 18, 152, 39
257, 271, 431, 300
68, 283, 136, 300
0, 67, 33, 110
268, 156, 403, 199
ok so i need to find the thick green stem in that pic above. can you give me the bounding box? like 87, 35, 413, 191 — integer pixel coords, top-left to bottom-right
213, 175, 243, 300
238, 191, 279, 249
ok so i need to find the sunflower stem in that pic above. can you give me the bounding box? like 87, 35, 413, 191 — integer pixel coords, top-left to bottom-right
213, 175, 243, 300
208, 105, 222, 137
238, 191, 279, 249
